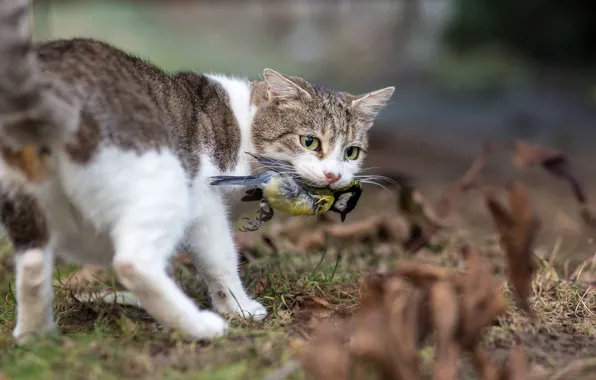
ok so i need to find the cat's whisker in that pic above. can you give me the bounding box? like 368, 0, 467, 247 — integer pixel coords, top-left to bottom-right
357, 166, 381, 173
356, 174, 406, 188
359, 179, 391, 192
357, 174, 410, 187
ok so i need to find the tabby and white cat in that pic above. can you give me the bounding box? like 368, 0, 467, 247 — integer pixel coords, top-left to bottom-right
0, 0, 394, 342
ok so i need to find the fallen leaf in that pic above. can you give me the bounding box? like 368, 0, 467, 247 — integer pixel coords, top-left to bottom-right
436, 141, 494, 218
299, 322, 350, 380
485, 182, 538, 313
429, 282, 460, 380
473, 346, 500, 380
309, 296, 331, 309
399, 186, 444, 253
301, 246, 514, 380
500, 346, 528, 380
512, 140, 564, 169
254, 279, 267, 296
512, 140, 596, 229
459, 246, 508, 349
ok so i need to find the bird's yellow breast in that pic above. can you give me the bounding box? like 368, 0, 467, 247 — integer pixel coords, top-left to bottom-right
263, 181, 334, 216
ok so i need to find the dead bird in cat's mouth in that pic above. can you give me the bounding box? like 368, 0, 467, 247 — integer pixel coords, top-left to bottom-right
209, 153, 363, 231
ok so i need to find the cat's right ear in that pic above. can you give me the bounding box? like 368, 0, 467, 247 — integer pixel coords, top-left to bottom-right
263, 68, 312, 102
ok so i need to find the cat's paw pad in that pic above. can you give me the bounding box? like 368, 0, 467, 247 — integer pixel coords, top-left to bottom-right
191, 311, 228, 340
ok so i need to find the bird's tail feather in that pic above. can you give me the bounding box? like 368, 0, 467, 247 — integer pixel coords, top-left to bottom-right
209, 173, 273, 187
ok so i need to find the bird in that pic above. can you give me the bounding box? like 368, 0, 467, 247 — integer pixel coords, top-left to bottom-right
209, 153, 363, 231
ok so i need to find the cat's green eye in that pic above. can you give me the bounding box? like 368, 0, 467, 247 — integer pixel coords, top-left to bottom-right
300, 135, 320, 151
344, 146, 360, 160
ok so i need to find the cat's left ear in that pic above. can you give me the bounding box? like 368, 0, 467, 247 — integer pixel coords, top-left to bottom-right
350, 86, 395, 124
263, 68, 312, 102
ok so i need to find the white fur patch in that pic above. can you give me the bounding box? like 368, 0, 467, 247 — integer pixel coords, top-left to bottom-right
6, 73, 270, 342
13, 247, 55, 343
292, 139, 361, 190
205, 73, 256, 176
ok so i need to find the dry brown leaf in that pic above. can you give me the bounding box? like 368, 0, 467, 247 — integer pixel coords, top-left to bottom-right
391, 261, 459, 287
506, 182, 539, 309
485, 182, 537, 313
351, 275, 424, 380
512, 140, 564, 169
512, 140, 596, 229
254, 279, 267, 296
429, 282, 460, 380
436, 141, 495, 218
299, 322, 350, 380
301, 247, 518, 380
459, 246, 508, 349
500, 346, 528, 380
310, 296, 331, 309
399, 186, 444, 253
325, 215, 385, 240
473, 346, 500, 380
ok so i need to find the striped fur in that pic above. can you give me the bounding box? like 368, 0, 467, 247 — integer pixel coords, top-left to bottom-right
0, 0, 395, 343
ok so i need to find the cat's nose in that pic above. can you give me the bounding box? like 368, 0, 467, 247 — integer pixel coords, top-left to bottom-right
324, 172, 341, 183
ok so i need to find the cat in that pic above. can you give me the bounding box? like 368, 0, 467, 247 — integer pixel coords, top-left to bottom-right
0, 0, 395, 342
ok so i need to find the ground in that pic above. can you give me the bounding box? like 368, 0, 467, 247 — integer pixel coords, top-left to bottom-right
0, 132, 594, 379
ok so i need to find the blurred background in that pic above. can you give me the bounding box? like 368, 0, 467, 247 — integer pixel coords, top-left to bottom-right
31, 0, 596, 152
31, 0, 596, 256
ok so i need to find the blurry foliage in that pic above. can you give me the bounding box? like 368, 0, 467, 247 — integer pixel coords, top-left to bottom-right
432, 47, 529, 93
444, 0, 596, 67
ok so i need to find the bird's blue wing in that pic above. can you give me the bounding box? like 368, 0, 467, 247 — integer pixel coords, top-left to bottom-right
209, 172, 275, 187
244, 152, 294, 173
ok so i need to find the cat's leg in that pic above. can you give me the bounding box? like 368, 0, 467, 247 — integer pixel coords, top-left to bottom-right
98, 152, 227, 340
185, 192, 267, 321
0, 188, 56, 343
13, 247, 55, 343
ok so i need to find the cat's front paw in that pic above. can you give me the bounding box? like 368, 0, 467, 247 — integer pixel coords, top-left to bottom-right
236, 299, 267, 321
214, 296, 267, 321
13, 324, 56, 345
188, 310, 229, 340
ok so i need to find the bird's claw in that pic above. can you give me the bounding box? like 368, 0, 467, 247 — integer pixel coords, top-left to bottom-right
239, 217, 261, 232
239, 199, 274, 232
259, 199, 274, 222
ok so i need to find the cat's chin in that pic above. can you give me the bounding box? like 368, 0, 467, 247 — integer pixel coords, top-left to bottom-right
329, 182, 350, 190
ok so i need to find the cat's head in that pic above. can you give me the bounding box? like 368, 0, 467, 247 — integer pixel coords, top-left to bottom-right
251, 68, 394, 190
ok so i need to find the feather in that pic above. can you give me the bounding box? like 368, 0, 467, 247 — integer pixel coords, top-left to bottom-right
243, 152, 293, 173
209, 172, 274, 187
241, 188, 264, 202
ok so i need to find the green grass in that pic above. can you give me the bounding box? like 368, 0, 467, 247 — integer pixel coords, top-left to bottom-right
0, 213, 594, 379
0, 233, 363, 380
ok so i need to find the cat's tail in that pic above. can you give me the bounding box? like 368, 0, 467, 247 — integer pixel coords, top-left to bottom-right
0, 0, 78, 154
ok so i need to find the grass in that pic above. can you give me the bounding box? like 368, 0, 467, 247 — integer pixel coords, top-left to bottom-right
0, 200, 594, 379
0, 235, 362, 380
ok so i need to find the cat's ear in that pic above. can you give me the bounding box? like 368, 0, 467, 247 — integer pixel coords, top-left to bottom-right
350, 86, 395, 122
263, 68, 312, 102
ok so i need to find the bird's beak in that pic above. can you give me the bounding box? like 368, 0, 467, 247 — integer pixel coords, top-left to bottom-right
340, 213, 347, 223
